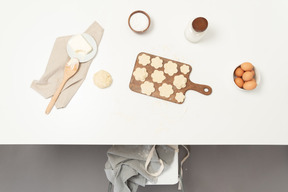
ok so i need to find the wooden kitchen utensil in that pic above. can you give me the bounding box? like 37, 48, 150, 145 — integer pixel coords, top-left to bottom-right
44, 33, 97, 115
129, 52, 212, 104
45, 59, 79, 114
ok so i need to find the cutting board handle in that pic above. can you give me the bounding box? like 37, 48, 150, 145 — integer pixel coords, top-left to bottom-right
186, 80, 212, 95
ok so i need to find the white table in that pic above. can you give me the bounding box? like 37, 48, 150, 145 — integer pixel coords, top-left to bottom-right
1, 0, 288, 145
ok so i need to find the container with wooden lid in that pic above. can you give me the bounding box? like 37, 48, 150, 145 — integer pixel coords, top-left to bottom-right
185, 17, 208, 43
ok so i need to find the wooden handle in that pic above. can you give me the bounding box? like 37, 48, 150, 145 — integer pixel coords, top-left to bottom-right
186, 80, 212, 95
45, 58, 79, 115
45, 77, 68, 114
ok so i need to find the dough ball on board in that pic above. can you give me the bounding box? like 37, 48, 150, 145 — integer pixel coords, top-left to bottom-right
93, 70, 113, 89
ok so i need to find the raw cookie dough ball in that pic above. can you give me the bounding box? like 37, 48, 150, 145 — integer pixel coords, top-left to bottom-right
93, 70, 113, 89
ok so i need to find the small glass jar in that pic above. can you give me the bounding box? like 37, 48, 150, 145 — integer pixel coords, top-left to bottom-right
185, 17, 208, 43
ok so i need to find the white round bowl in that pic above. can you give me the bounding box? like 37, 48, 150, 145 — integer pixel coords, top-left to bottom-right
233, 64, 260, 91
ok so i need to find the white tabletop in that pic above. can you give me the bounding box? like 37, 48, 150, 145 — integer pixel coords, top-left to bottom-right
1, 0, 288, 144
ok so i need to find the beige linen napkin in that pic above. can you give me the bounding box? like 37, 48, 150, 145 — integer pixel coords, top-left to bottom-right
31, 21, 103, 109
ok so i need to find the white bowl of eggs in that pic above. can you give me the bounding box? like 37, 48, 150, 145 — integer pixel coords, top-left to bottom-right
233, 62, 260, 91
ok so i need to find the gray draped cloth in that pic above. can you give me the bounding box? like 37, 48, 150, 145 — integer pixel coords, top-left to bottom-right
105, 145, 176, 192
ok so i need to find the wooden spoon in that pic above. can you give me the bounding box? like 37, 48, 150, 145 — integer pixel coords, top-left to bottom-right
45, 58, 79, 114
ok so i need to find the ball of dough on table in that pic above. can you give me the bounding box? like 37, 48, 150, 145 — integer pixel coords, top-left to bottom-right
93, 70, 113, 89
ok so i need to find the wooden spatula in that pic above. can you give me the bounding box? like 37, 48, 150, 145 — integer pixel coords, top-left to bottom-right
45, 58, 79, 114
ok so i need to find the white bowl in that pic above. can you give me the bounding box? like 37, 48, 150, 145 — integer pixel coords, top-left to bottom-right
233, 64, 260, 91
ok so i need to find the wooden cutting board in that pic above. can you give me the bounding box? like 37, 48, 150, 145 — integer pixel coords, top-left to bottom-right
129, 52, 212, 104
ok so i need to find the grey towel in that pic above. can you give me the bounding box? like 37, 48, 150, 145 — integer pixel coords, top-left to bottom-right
105, 145, 176, 192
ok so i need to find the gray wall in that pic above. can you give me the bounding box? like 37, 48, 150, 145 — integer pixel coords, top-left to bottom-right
0, 146, 287, 192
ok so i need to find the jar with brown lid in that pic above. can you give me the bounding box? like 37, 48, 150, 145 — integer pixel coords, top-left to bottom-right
185, 17, 208, 43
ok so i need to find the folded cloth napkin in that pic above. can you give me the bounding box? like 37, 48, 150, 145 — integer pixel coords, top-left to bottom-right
105, 145, 176, 192
31, 21, 104, 109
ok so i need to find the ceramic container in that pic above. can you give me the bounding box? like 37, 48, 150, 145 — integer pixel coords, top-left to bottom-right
185, 17, 208, 43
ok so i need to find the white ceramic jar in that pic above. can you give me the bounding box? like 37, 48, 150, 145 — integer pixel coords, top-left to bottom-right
185, 17, 208, 43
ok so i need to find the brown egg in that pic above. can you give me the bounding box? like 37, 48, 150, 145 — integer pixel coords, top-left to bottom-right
250, 70, 255, 76
234, 77, 244, 88
242, 71, 254, 81
241, 62, 254, 71
243, 80, 257, 90
234, 67, 244, 77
